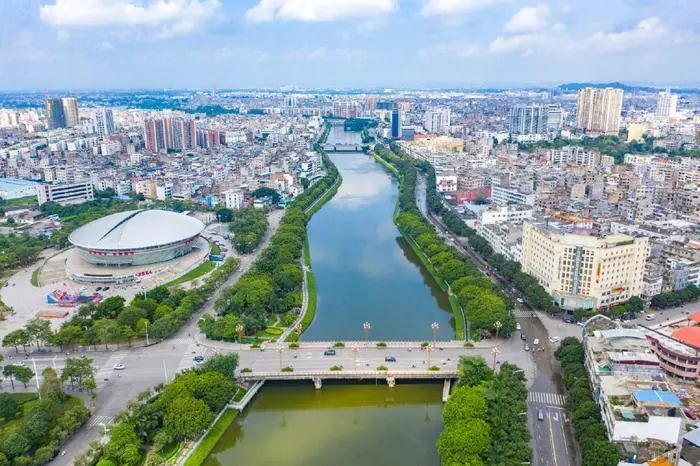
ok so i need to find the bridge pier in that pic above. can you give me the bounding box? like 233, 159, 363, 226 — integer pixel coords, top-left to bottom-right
442, 379, 452, 402
312, 377, 322, 390
386, 376, 396, 388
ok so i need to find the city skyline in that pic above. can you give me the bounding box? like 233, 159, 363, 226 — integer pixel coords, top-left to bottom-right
1, 0, 700, 90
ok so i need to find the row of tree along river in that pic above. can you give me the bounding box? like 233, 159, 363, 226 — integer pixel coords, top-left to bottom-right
206, 128, 449, 466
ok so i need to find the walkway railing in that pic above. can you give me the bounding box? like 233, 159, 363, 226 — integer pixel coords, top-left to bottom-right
238, 369, 458, 380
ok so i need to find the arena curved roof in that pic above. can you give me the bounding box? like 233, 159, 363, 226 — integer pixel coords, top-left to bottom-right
69, 209, 204, 251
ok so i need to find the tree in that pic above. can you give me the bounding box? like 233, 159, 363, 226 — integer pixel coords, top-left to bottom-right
200, 353, 239, 378
436, 419, 491, 463
216, 208, 234, 223
52, 325, 84, 350
92, 319, 122, 349
102, 422, 141, 466
40, 367, 64, 401
61, 356, 95, 392
13, 366, 34, 388
164, 396, 214, 440
458, 356, 493, 387
0, 393, 18, 419
25, 318, 52, 349
1, 432, 30, 458
442, 386, 487, 426
2, 329, 30, 353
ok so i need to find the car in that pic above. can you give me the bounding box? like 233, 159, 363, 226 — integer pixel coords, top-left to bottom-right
549, 336, 560, 343
113, 363, 125, 370
516, 298, 524, 304
103, 287, 110, 291
524, 344, 530, 351
323, 349, 336, 356
531, 313, 537, 318
563, 317, 573, 324
193, 355, 205, 363
645, 314, 655, 321
520, 333, 526, 341
516, 323, 521, 331
384, 356, 397, 362
96, 286, 102, 291
537, 409, 544, 421
15, 361, 25, 367
532, 338, 540, 346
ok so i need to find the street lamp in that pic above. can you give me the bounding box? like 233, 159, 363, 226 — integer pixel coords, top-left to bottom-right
427, 344, 433, 366
431, 322, 439, 347
493, 320, 502, 340
235, 323, 244, 350
295, 323, 302, 338
277, 346, 284, 371
144, 320, 149, 346
491, 346, 501, 371
363, 322, 371, 346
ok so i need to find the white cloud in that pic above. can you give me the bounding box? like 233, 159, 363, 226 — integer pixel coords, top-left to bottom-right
418, 40, 479, 59
588, 17, 666, 53
245, 0, 397, 23
489, 24, 571, 56
504, 5, 548, 33
284, 47, 367, 63
421, 0, 510, 17
39, 0, 221, 38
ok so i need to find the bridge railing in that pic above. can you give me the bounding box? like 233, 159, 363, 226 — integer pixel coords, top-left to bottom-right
238, 369, 457, 379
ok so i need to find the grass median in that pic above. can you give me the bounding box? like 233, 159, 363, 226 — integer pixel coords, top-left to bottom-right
165, 261, 216, 288
184, 409, 238, 466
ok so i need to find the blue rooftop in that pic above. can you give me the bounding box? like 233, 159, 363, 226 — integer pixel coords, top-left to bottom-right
633, 390, 681, 406
0, 178, 39, 189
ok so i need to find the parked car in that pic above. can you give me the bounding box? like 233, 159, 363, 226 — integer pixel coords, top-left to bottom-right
384, 356, 397, 362
549, 336, 560, 343
524, 344, 530, 351
645, 314, 655, 321
532, 338, 540, 346
193, 355, 205, 363
562, 317, 573, 324
323, 349, 336, 356
516, 323, 521, 331
520, 333, 526, 341
537, 409, 544, 421
113, 363, 126, 370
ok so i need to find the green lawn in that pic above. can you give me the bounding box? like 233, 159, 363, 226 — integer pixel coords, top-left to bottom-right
184, 409, 238, 466
165, 261, 216, 287
30, 267, 41, 287
210, 242, 221, 255
1, 196, 38, 208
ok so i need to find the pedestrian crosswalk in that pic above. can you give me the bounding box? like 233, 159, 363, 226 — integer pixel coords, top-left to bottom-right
88, 415, 114, 428
528, 391, 566, 406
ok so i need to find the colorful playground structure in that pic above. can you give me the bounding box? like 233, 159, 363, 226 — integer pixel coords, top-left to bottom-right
47, 286, 103, 307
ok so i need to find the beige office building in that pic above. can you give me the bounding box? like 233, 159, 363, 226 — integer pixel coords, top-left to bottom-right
576, 87, 624, 136
521, 222, 649, 310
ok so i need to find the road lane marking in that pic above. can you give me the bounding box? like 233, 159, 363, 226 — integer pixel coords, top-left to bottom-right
88, 415, 114, 427
528, 391, 565, 406
548, 412, 558, 466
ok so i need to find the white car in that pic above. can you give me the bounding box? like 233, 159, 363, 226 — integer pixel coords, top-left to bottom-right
15, 361, 25, 367
113, 363, 126, 370
645, 314, 655, 321
516, 323, 521, 331
532, 338, 540, 346
549, 336, 560, 343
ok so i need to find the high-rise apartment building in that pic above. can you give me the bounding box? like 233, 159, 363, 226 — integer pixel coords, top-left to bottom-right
546, 104, 563, 131
655, 90, 678, 119
95, 108, 115, 139
61, 98, 79, 127
575, 87, 624, 136
332, 101, 362, 118
423, 108, 451, 134
391, 108, 402, 139
521, 222, 649, 310
509, 104, 548, 135
45, 98, 66, 129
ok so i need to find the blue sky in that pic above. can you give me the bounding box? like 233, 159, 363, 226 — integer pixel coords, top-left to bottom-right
0, 0, 699, 89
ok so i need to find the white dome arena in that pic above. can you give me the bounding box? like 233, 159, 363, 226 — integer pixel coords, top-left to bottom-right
69, 209, 205, 267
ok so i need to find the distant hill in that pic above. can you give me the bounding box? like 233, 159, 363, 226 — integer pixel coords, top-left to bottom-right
558, 82, 700, 94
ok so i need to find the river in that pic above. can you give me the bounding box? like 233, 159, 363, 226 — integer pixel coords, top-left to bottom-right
303, 126, 454, 341
203, 383, 443, 466
205, 127, 447, 465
